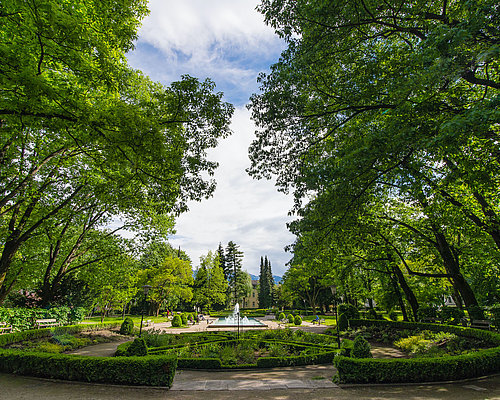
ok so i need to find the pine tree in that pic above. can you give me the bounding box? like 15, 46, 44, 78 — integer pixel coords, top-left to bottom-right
258, 257, 268, 308
225, 241, 244, 305
217, 243, 228, 281
266, 259, 274, 307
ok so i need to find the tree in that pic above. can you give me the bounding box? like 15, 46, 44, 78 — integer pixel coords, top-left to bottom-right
140, 256, 193, 316
225, 241, 244, 305
217, 243, 227, 281
193, 251, 227, 312
248, 0, 499, 308
0, 0, 234, 299
259, 255, 274, 308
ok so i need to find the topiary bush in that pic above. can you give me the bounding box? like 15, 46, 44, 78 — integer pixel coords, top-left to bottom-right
287, 314, 294, 323
337, 304, 359, 319
338, 313, 349, 331
180, 313, 188, 325
126, 338, 148, 356
120, 317, 134, 335
294, 315, 302, 325
351, 335, 372, 358
278, 312, 286, 321
171, 315, 182, 327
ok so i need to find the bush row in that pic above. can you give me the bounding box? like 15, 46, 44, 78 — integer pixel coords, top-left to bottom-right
0, 350, 177, 386
334, 319, 500, 383
0, 322, 122, 347
348, 319, 500, 346
0, 306, 87, 331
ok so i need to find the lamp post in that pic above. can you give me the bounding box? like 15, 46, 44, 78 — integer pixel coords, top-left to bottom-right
139, 285, 152, 337
330, 285, 341, 348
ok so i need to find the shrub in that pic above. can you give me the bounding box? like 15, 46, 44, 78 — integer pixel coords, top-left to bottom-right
388, 310, 398, 321
171, 315, 182, 327
490, 305, 500, 329
334, 319, 500, 384
126, 338, 148, 356
294, 315, 302, 325
417, 306, 438, 321
467, 306, 485, 320
337, 304, 359, 319
351, 335, 372, 358
287, 314, 294, 323
119, 317, 134, 335
277, 312, 286, 321
340, 339, 353, 356
180, 313, 188, 325
0, 350, 177, 386
338, 313, 349, 331
439, 307, 465, 325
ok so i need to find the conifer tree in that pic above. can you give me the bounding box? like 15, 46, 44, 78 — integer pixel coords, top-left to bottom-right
217, 243, 228, 281
225, 241, 245, 305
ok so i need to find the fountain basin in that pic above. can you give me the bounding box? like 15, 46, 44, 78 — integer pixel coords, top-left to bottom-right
208, 317, 267, 328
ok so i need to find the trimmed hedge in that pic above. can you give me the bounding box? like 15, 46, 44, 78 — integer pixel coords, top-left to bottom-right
0, 351, 177, 386
0, 323, 177, 387
0, 322, 122, 347
334, 319, 500, 383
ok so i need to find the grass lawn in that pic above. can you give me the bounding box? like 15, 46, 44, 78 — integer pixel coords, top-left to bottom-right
82, 315, 170, 325
303, 315, 338, 326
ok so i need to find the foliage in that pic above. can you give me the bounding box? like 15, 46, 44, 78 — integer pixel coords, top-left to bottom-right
334, 319, 500, 383
438, 307, 465, 325
120, 318, 134, 335
338, 313, 349, 331
0, 0, 234, 304
417, 306, 438, 321
351, 335, 372, 359
337, 304, 359, 320
126, 338, 148, 357
258, 256, 274, 308
193, 251, 227, 311
171, 315, 182, 328
287, 314, 294, 323
294, 315, 302, 325
0, 349, 177, 386
0, 306, 86, 331
277, 312, 286, 321
180, 313, 188, 325
140, 255, 193, 316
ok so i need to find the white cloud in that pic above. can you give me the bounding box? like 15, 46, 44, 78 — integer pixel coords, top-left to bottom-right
126, 1, 294, 276
169, 107, 295, 276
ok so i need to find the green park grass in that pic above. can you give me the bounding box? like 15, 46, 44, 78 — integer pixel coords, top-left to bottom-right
82, 315, 170, 325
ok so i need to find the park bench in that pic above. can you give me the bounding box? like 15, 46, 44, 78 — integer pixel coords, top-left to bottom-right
35, 319, 61, 329
144, 319, 154, 327
0, 322, 12, 334
312, 318, 326, 325
470, 319, 492, 330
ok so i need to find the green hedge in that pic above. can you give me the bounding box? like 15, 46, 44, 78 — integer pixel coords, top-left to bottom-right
0, 322, 122, 347
334, 319, 500, 383
0, 307, 87, 331
178, 357, 222, 369
0, 323, 177, 387
0, 351, 177, 386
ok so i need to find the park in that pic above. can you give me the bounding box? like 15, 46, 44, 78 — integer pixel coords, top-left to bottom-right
0, 0, 499, 398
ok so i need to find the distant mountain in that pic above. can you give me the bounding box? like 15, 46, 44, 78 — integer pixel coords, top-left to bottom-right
249, 274, 282, 284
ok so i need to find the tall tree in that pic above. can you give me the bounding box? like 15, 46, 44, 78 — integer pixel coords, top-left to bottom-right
0, 0, 233, 299
225, 241, 245, 305
217, 243, 228, 281
248, 0, 499, 308
193, 251, 227, 312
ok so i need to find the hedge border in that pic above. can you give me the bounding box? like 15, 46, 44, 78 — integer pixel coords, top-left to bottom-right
149, 337, 339, 369
334, 319, 500, 384
0, 323, 177, 387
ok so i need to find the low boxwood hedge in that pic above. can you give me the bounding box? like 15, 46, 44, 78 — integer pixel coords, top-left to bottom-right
0, 323, 177, 387
334, 319, 500, 384
0, 350, 177, 386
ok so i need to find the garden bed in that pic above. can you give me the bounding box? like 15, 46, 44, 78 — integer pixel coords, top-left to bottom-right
334, 319, 500, 384
0, 323, 177, 387
117, 329, 340, 369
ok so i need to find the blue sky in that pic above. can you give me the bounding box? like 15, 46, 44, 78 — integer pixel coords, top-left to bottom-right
126, 0, 294, 276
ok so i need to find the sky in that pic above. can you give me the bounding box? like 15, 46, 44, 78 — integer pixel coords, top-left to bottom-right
126, 0, 295, 277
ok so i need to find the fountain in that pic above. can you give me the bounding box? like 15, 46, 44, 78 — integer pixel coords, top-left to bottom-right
208, 303, 266, 328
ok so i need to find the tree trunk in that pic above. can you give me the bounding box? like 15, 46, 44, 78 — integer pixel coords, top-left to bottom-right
391, 263, 419, 321
390, 275, 409, 321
